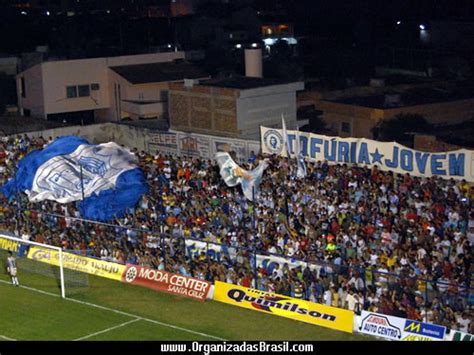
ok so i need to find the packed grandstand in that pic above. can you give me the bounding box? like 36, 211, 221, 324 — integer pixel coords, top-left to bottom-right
0, 133, 472, 335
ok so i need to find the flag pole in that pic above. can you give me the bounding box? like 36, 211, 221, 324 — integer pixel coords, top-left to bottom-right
295, 124, 307, 179
14, 169, 21, 235
80, 164, 85, 202
252, 186, 258, 289
285, 190, 290, 225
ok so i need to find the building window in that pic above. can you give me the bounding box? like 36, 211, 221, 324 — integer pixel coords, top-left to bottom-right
278, 24, 290, 36
20, 77, 26, 98
67, 84, 96, 98
78, 85, 90, 97
341, 122, 351, 133
66, 86, 77, 98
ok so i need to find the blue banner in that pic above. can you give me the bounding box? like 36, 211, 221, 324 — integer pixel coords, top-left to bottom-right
404, 320, 446, 340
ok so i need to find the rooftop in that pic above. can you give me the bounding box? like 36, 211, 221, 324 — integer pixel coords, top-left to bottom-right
110, 61, 209, 85
330, 81, 474, 109
0, 116, 75, 136
431, 119, 474, 148
199, 76, 292, 90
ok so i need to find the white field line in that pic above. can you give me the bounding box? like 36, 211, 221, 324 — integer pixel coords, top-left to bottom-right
0, 279, 225, 341
74, 318, 140, 341
0, 334, 16, 341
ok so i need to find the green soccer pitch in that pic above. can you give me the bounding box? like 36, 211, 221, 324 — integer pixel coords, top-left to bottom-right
0, 253, 367, 341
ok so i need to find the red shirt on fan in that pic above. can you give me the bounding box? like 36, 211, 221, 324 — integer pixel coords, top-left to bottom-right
406, 212, 418, 221
241, 275, 252, 288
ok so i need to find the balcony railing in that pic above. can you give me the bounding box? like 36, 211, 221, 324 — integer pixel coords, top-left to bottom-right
121, 99, 167, 117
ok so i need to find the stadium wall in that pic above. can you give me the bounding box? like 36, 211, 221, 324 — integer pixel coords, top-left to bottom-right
18, 123, 260, 162
1, 232, 471, 340
22, 123, 118, 145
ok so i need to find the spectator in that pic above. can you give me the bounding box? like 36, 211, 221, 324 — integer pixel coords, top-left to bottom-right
0, 135, 471, 331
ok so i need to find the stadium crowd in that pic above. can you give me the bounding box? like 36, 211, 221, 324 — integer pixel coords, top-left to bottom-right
0, 134, 473, 334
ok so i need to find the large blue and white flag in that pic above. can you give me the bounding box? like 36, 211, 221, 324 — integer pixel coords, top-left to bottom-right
0, 136, 148, 221
215, 152, 268, 201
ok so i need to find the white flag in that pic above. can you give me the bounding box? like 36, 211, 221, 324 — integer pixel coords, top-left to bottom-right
295, 126, 307, 178
281, 114, 292, 157
215, 152, 268, 201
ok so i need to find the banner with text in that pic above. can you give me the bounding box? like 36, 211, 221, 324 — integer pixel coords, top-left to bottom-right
213, 281, 354, 333
184, 239, 321, 277
148, 132, 179, 156
213, 139, 248, 163
0, 234, 21, 253
358, 311, 447, 341
261, 126, 474, 182
162, 130, 260, 163
121, 264, 211, 302
177, 133, 211, 159
27, 246, 126, 281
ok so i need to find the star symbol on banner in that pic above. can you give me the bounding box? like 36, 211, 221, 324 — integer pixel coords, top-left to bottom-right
370, 148, 384, 164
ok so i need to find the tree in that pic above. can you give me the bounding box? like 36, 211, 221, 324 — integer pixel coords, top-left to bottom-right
372, 113, 433, 147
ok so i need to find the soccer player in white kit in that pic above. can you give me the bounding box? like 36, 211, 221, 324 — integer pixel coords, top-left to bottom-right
6, 251, 19, 287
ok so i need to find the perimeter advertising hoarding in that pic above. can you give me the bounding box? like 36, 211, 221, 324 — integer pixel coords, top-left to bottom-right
27, 246, 126, 281
446, 330, 474, 341
359, 311, 447, 341
122, 264, 211, 302
0, 234, 20, 253
213, 281, 354, 333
